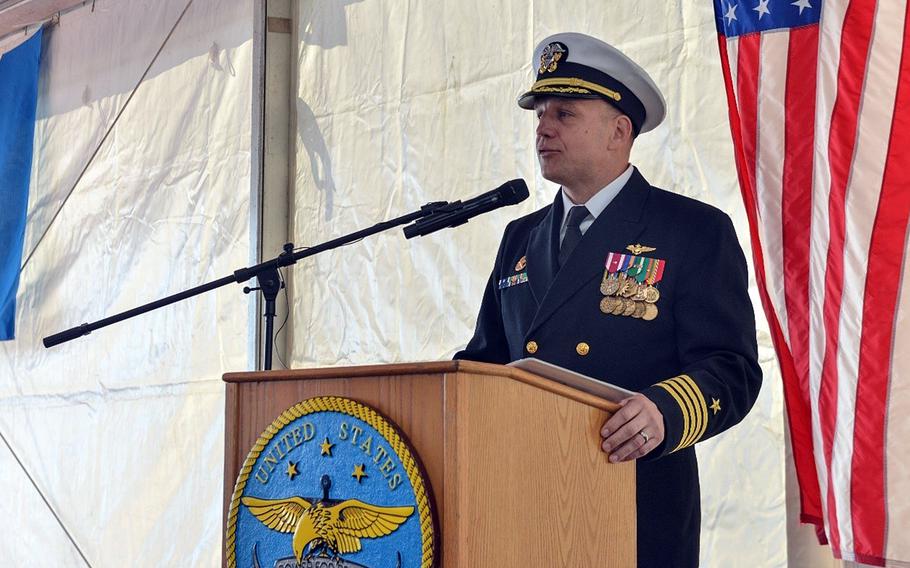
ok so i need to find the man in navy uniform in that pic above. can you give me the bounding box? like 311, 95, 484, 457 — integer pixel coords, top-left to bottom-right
455, 32, 762, 566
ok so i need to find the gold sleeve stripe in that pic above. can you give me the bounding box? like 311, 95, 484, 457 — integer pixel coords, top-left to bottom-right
530, 78, 622, 101
664, 377, 702, 452
663, 378, 697, 449
667, 376, 706, 449
678, 374, 709, 445
655, 375, 710, 452
655, 380, 694, 452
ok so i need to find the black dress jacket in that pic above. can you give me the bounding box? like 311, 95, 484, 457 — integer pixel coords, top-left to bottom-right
455, 168, 762, 567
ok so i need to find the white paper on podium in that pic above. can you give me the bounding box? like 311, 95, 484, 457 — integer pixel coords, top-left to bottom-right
508, 357, 635, 403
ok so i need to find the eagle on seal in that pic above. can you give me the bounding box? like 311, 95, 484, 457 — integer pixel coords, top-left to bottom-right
241, 475, 414, 562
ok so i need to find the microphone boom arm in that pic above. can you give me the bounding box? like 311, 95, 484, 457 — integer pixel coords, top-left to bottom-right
42, 200, 449, 367
43, 178, 528, 370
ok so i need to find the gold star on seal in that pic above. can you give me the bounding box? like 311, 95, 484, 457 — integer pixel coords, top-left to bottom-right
320, 437, 334, 457
285, 461, 299, 480
626, 243, 656, 255
352, 463, 368, 483
710, 398, 721, 415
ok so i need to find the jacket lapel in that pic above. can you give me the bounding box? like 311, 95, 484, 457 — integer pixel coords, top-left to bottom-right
525, 192, 562, 305
527, 168, 651, 336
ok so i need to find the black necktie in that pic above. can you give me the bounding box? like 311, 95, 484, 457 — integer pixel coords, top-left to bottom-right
558, 205, 590, 268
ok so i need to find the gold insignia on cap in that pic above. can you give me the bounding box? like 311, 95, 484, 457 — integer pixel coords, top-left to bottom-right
515, 255, 527, 271
626, 243, 656, 255
531, 77, 622, 101
539, 42, 567, 73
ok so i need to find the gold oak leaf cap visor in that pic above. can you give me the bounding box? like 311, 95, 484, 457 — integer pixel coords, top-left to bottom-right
518, 32, 667, 135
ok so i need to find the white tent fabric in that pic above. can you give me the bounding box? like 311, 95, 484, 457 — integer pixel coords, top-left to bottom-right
289, 2, 786, 566
0, 0, 252, 564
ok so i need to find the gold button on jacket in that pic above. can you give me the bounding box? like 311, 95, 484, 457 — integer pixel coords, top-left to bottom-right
576, 342, 590, 356
526, 341, 538, 354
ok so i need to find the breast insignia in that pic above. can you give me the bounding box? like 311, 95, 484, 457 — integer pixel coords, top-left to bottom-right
625, 243, 656, 255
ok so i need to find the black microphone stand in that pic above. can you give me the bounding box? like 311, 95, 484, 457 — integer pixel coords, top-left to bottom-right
43, 201, 448, 370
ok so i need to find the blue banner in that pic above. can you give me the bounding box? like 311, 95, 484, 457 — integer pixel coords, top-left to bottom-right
0, 29, 43, 340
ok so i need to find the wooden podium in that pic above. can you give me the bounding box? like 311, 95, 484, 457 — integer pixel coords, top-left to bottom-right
223, 360, 636, 566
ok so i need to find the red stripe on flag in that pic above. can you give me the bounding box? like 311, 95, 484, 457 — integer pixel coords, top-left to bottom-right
737, 34, 761, 202
851, 6, 910, 561
780, 23, 825, 527
782, 26, 816, 408
719, 29, 823, 527
819, 0, 878, 554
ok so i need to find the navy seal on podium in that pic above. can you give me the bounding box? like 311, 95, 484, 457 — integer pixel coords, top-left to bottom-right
226, 397, 437, 568
455, 32, 762, 567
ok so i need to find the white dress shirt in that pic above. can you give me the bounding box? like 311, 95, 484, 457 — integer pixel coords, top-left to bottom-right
558, 164, 635, 244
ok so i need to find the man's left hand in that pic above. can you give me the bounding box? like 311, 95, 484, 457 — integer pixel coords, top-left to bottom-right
600, 394, 665, 462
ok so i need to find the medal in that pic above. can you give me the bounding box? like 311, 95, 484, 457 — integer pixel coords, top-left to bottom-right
606, 274, 621, 296
632, 301, 646, 319
643, 285, 660, 303
601, 272, 621, 296
642, 303, 659, 321
612, 298, 628, 316
600, 296, 620, 314
639, 258, 665, 305
618, 277, 637, 298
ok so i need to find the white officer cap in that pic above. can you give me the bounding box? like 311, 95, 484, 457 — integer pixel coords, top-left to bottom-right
518, 32, 666, 135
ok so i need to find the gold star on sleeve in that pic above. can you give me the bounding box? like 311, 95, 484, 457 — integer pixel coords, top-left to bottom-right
352, 464, 368, 483
320, 437, 334, 457
285, 461, 299, 480
710, 398, 721, 415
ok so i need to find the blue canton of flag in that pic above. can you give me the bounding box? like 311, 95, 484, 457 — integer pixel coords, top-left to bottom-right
0, 29, 43, 341
714, 0, 822, 37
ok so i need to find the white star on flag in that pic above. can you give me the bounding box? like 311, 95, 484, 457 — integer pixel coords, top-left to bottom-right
791, 0, 812, 14
753, 0, 771, 19
724, 3, 739, 24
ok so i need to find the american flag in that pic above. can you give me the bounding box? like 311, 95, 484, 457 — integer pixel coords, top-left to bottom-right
713, 0, 910, 565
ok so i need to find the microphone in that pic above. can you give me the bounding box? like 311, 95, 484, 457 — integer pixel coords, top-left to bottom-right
403, 179, 529, 239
